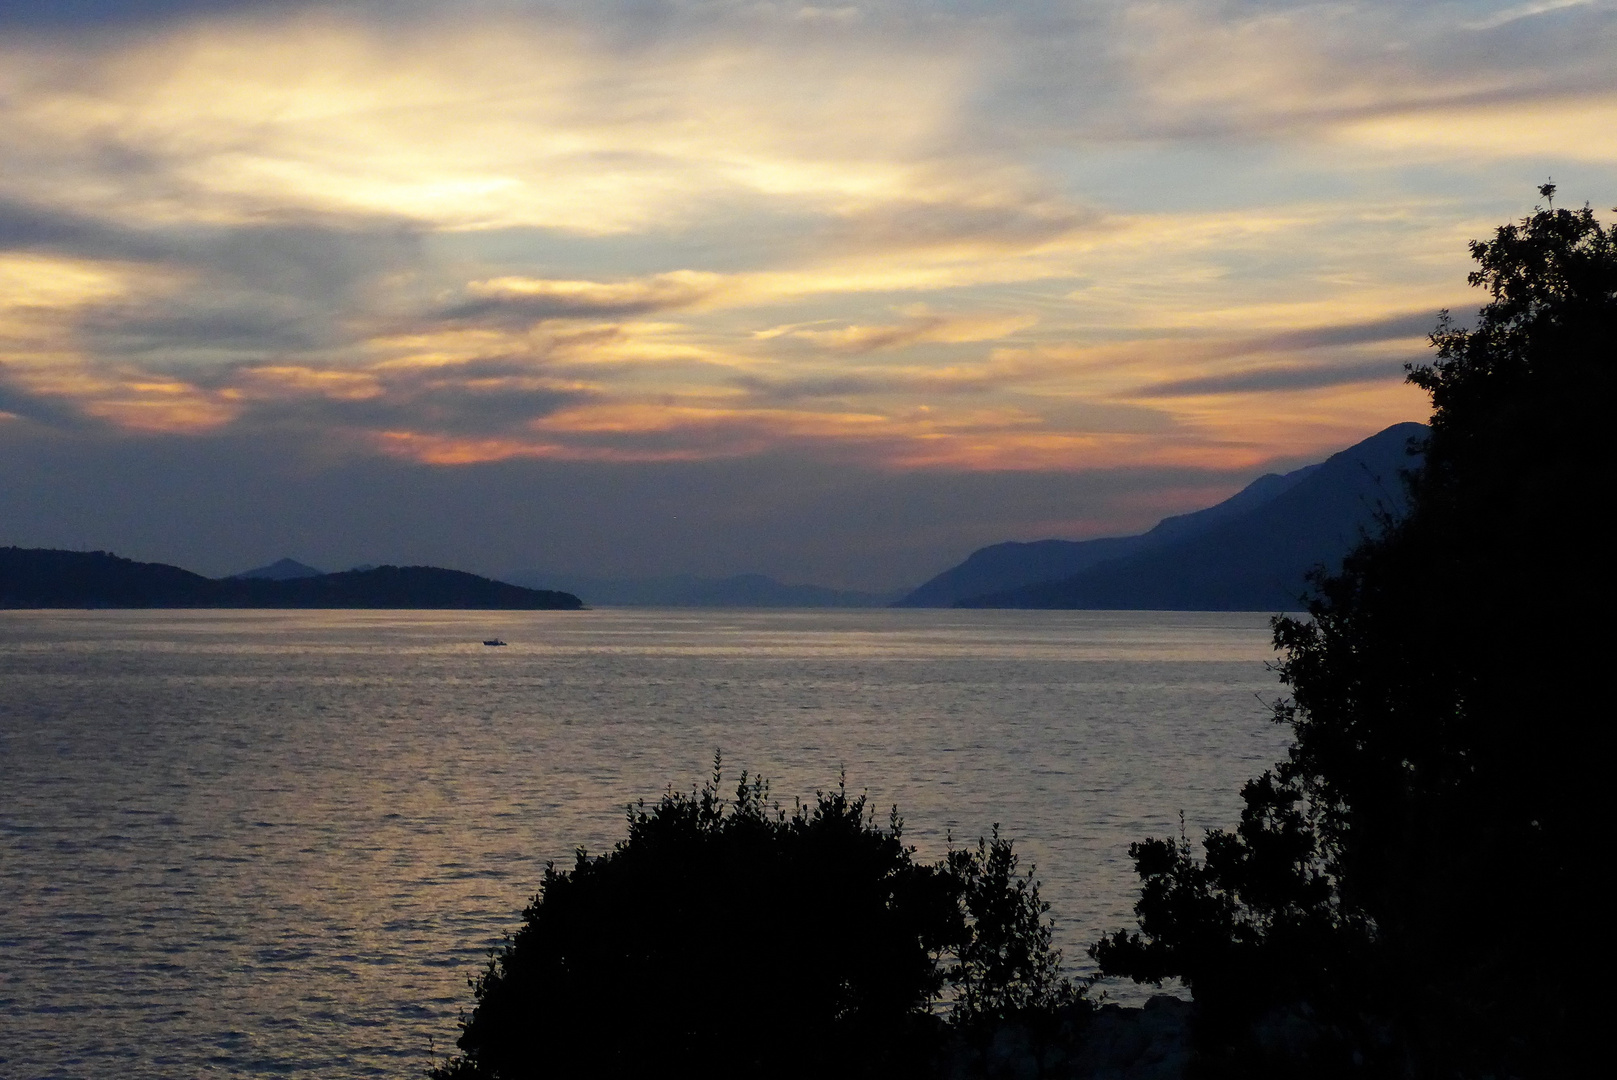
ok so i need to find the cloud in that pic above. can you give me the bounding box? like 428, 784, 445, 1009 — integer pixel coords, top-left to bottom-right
0, 198, 118, 253
0, 1, 316, 30
440, 272, 724, 325
1096, 0, 1617, 146
729, 372, 889, 402
0, 0, 1576, 573
1237, 311, 1441, 352
0, 10, 993, 233
816, 191, 1106, 257
1464, 0, 1598, 32
1334, 95, 1617, 163
1132, 359, 1413, 398
0, 363, 94, 427
233, 360, 590, 437
0, 192, 425, 369
0, 197, 184, 265
775, 310, 1036, 353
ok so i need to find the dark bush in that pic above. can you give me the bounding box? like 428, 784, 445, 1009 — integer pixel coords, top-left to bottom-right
433, 762, 1075, 1079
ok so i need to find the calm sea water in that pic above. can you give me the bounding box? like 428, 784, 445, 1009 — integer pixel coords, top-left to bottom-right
1, 608, 1292, 1078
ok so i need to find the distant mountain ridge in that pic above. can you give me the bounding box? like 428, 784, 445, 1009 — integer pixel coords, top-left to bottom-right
504, 570, 897, 608
900, 422, 1426, 611
0, 549, 582, 609
892, 461, 1326, 608
232, 558, 325, 580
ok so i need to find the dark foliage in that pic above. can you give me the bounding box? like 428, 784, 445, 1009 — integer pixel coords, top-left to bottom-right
432, 763, 1074, 1080
1094, 191, 1615, 1077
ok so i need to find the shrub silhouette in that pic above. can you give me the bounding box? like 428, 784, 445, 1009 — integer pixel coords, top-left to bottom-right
433, 762, 1074, 1079
1093, 189, 1615, 1077
947, 827, 1072, 1026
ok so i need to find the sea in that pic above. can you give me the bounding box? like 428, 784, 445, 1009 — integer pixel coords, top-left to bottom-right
0, 608, 1294, 1078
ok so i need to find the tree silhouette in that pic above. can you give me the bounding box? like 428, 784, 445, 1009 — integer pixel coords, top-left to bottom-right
1094, 197, 1616, 1077
433, 763, 1074, 1080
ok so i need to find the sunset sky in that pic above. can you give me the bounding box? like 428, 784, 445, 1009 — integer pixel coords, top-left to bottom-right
2, 1, 1612, 588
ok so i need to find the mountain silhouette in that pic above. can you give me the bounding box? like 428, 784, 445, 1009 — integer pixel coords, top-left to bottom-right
1, 549, 582, 609
893, 463, 1333, 608
231, 557, 325, 580
899, 422, 1425, 611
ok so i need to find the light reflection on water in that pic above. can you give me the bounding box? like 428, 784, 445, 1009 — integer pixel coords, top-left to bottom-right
0, 608, 1292, 1078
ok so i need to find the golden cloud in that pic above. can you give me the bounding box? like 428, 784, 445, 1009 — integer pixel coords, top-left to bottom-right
8, 4, 1566, 482
0, 14, 981, 233
1334, 96, 1617, 162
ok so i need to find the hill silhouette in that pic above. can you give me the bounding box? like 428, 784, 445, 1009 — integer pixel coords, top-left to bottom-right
893, 461, 1336, 608
961, 422, 1425, 610
894, 422, 1424, 610
0, 548, 582, 609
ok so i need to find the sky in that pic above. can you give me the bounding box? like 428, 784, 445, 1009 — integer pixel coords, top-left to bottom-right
1, 1, 1611, 589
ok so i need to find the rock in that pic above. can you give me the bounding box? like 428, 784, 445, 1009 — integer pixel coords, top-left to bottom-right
986, 1023, 1040, 1080
1066, 995, 1193, 1080
937, 996, 1195, 1080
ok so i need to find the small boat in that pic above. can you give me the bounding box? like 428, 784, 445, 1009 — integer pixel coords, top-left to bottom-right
482, 639, 508, 647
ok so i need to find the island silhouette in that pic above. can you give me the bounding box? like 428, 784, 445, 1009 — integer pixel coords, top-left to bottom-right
0, 548, 582, 609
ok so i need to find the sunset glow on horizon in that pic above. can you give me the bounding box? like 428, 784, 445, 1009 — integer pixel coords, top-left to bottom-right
2, 1, 1611, 585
